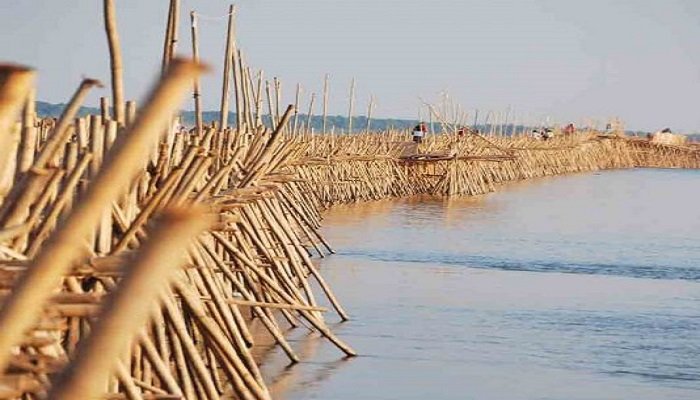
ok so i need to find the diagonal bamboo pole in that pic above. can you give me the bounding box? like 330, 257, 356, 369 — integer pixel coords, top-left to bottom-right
0, 59, 207, 372
48, 206, 212, 400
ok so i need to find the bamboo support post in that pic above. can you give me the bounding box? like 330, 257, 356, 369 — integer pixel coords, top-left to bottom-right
104, 0, 125, 125
219, 4, 236, 130
190, 11, 203, 135
0, 65, 34, 176
347, 78, 355, 134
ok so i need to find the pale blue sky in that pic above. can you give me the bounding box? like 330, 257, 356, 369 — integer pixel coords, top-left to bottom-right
2, 0, 699, 131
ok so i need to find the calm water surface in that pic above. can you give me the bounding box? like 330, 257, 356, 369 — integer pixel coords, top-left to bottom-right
258, 169, 700, 400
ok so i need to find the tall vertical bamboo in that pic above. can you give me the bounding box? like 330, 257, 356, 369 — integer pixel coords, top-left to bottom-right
232, 46, 243, 129
125, 100, 136, 125
347, 78, 355, 134
365, 95, 374, 134
190, 11, 203, 134
306, 93, 316, 135
100, 96, 110, 120
161, 1, 173, 72
254, 70, 264, 127
161, 0, 179, 73
219, 4, 236, 130
265, 80, 275, 130
238, 51, 251, 128
169, 0, 180, 62
103, 0, 125, 125
322, 73, 329, 133
273, 77, 282, 129
16, 86, 37, 177
292, 83, 301, 135
0, 65, 34, 174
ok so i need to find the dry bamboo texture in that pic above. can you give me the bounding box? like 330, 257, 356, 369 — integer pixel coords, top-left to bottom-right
292, 130, 700, 204
1, 6, 699, 399
0, 65, 356, 399
0, 74, 698, 399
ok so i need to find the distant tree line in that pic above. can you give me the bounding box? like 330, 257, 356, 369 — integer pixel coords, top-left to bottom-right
35, 101, 699, 141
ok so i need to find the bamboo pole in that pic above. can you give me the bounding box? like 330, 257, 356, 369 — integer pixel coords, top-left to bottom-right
273, 77, 282, 131
219, 4, 236, 130
161, 0, 174, 72
101, 96, 111, 120
347, 78, 355, 134
48, 206, 212, 400
190, 11, 203, 135
239, 52, 252, 129
265, 80, 275, 130
305, 93, 316, 135
232, 40, 243, 130
292, 83, 301, 135
0, 65, 34, 175
254, 70, 264, 127
126, 100, 137, 125
0, 78, 101, 228
103, 0, 125, 125
365, 95, 374, 134
169, 0, 180, 65
0, 59, 207, 372
322, 73, 329, 134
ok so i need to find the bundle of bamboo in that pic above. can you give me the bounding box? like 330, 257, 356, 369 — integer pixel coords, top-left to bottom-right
0, 61, 355, 399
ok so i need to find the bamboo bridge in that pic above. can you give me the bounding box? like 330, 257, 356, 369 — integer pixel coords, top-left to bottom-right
1, 0, 700, 397
0, 61, 699, 399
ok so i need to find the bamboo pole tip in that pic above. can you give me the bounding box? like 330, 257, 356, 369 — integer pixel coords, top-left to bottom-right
81, 78, 104, 89
0, 63, 34, 75
166, 57, 210, 76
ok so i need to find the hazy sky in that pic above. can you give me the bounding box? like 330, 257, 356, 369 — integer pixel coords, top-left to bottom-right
2, 0, 700, 131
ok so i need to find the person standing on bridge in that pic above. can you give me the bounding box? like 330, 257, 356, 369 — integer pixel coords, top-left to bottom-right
564, 123, 575, 135
412, 122, 427, 143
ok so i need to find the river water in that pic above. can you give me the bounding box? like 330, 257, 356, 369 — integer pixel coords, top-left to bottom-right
258, 168, 700, 400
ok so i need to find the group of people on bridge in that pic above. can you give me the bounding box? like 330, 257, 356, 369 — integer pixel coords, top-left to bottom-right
411, 122, 579, 143
411, 123, 477, 143
530, 123, 576, 141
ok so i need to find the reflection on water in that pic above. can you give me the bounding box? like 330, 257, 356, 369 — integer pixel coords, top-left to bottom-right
258, 169, 700, 399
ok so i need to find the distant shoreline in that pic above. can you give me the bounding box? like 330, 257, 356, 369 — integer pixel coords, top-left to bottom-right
34, 100, 697, 140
